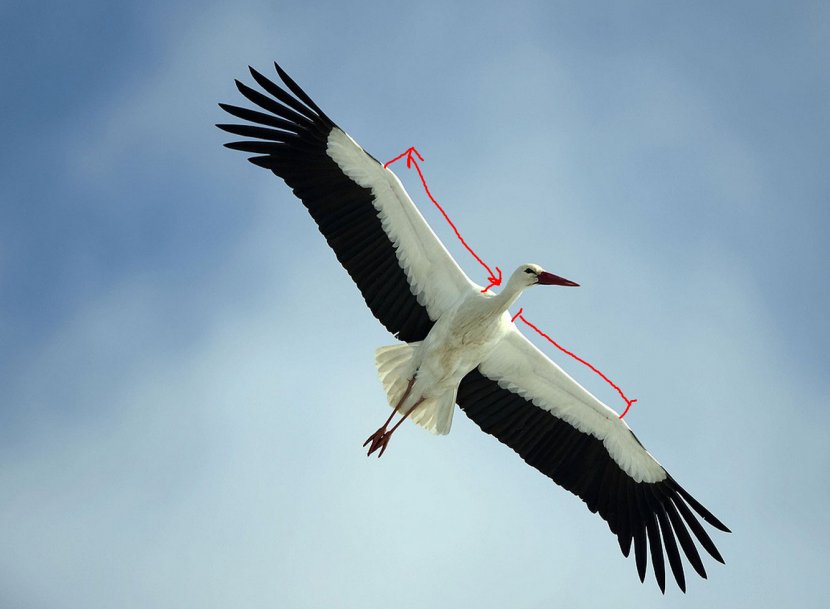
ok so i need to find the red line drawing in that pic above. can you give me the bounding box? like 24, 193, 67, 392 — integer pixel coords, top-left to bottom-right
385, 147, 502, 292
385, 148, 636, 419
512, 308, 637, 419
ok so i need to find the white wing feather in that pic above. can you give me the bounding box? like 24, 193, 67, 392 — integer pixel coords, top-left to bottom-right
327, 128, 479, 320
479, 325, 667, 483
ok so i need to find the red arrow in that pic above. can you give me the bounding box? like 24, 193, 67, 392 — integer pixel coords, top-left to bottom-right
385, 147, 502, 292
387, 147, 636, 418
511, 308, 638, 419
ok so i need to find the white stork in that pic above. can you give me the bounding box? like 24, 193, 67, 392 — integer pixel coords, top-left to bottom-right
217, 63, 730, 593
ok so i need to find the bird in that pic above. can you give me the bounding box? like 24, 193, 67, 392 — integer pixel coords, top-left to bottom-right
217, 62, 730, 593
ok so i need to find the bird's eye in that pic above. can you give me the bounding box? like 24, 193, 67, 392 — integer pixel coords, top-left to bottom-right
524, 268, 535, 274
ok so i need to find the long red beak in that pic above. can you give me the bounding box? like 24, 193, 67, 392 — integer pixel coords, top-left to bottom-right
537, 271, 579, 287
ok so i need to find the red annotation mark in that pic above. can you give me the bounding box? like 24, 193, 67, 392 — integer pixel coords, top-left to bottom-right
386, 148, 636, 419
385, 148, 502, 292
512, 308, 637, 419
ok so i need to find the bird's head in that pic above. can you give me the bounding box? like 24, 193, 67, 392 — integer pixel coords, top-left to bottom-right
514, 263, 580, 288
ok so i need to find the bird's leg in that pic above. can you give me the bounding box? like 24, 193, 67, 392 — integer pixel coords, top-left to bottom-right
363, 378, 415, 454
366, 397, 425, 458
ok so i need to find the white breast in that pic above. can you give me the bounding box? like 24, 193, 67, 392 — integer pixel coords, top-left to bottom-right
415, 294, 509, 394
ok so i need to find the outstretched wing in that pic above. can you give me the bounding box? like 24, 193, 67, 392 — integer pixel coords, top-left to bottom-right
218, 63, 478, 342
457, 326, 730, 592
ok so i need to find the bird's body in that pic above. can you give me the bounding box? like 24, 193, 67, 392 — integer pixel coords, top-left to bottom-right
218, 62, 730, 592
419, 290, 507, 388
377, 265, 566, 436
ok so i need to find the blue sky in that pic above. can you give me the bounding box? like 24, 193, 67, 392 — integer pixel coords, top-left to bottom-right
1, 1, 828, 607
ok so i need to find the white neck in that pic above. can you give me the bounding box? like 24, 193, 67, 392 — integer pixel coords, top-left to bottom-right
487, 273, 530, 316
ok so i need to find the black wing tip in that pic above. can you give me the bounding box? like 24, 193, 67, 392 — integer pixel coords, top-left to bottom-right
222, 141, 258, 152
270, 61, 333, 124
710, 515, 731, 534
247, 63, 276, 83
248, 64, 270, 86
274, 61, 289, 81
669, 477, 732, 533
710, 548, 726, 564
719, 523, 732, 534
248, 155, 273, 169
618, 533, 632, 558
697, 509, 731, 534
217, 102, 248, 118
672, 559, 687, 592
233, 79, 253, 98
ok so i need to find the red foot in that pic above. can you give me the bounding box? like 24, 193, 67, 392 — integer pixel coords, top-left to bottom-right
363, 428, 392, 458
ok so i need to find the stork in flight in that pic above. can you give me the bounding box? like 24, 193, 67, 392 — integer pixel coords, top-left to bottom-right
217, 63, 730, 593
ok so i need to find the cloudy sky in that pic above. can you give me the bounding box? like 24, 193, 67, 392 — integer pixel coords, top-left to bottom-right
2, 1, 828, 607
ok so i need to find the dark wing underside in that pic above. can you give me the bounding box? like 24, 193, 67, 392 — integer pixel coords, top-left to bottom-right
217, 63, 433, 342
457, 369, 730, 592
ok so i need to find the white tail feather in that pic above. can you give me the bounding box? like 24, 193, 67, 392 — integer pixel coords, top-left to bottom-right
374, 343, 455, 435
